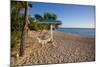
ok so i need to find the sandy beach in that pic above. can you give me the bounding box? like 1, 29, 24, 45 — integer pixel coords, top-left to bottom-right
10, 1, 95, 66
11, 31, 95, 66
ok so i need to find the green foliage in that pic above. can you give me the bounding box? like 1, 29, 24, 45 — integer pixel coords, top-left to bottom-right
44, 12, 57, 20
29, 23, 38, 30
28, 12, 60, 31
33, 12, 57, 22
11, 1, 25, 49
28, 23, 49, 31
11, 31, 20, 48
51, 13, 57, 20
34, 14, 43, 21
28, 15, 35, 23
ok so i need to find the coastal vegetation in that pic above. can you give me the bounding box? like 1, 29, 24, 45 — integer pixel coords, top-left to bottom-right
28, 12, 60, 30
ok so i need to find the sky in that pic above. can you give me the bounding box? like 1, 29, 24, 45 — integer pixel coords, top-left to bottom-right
28, 2, 95, 28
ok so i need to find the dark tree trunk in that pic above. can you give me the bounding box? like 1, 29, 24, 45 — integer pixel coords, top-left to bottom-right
19, 2, 28, 57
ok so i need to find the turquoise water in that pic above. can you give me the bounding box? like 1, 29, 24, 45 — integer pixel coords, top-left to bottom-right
56, 28, 95, 36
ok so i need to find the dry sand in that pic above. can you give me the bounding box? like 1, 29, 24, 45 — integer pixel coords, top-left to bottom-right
11, 31, 95, 66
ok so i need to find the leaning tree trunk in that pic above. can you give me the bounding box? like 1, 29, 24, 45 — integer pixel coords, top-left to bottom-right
19, 2, 28, 57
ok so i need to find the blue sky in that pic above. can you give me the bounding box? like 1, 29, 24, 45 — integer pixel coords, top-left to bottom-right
28, 2, 95, 28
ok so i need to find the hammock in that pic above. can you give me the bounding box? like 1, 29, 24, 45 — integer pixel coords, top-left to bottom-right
36, 30, 53, 45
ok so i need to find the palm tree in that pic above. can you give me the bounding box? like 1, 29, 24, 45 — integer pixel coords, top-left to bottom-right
19, 1, 28, 56
51, 13, 57, 20
11, 1, 32, 56
34, 14, 43, 21
44, 12, 51, 20
43, 12, 57, 20
20, 2, 32, 56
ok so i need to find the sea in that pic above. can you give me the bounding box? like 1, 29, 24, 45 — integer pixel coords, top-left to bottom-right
55, 28, 95, 36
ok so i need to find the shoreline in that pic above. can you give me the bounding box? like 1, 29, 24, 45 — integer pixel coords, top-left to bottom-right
55, 28, 95, 37
54, 31, 95, 37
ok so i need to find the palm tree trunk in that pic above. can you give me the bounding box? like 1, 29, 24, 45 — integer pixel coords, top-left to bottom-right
19, 2, 28, 56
